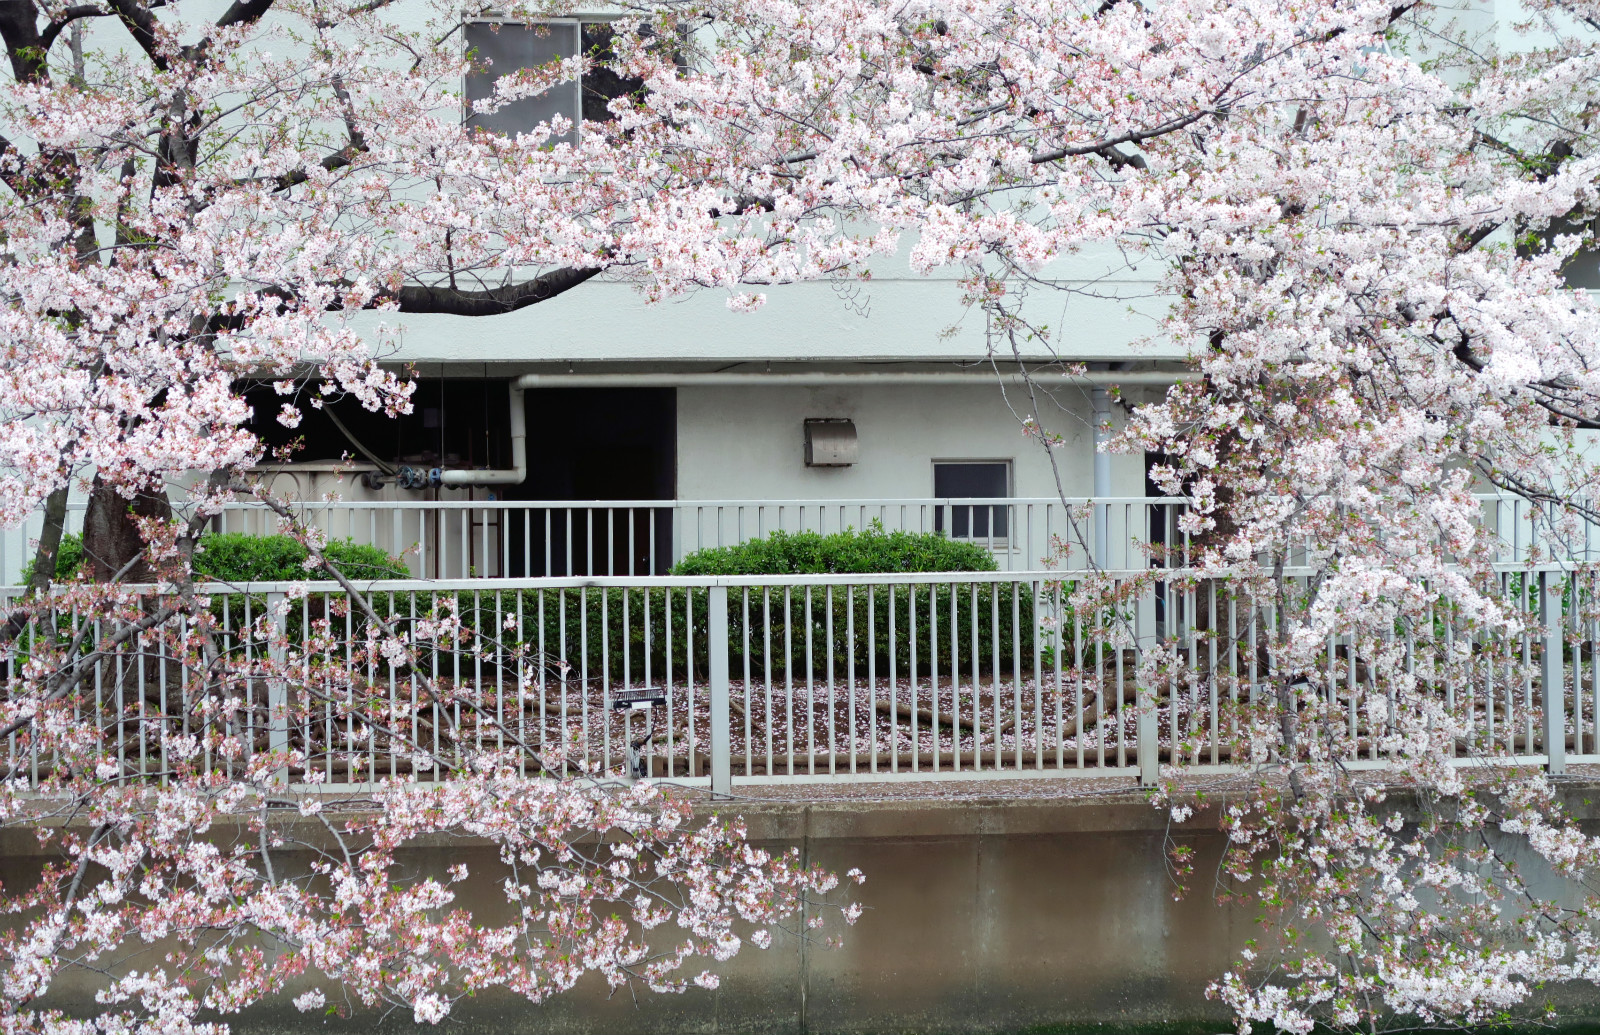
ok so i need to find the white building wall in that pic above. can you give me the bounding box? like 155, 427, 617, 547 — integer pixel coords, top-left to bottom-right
228, 381, 1148, 506
360, 248, 1177, 366
674, 383, 1146, 502
154, 381, 1148, 517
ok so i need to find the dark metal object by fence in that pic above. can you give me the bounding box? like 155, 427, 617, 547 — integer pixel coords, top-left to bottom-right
609, 686, 667, 711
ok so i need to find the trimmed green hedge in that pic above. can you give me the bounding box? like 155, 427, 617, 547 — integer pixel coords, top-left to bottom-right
21, 533, 85, 583
11, 533, 408, 672
449, 528, 1037, 680
15, 528, 1110, 684
461, 581, 1045, 684
24, 532, 408, 585
671, 526, 998, 576
192, 533, 409, 583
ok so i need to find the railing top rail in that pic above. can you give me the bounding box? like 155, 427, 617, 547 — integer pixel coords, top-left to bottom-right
0, 570, 1116, 595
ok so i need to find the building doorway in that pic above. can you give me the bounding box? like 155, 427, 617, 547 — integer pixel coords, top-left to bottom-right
507, 388, 676, 576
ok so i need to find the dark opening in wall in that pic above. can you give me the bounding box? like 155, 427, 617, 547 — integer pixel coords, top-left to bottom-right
506, 388, 677, 576
241, 379, 512, 469
931, 461, 1009, 538
240, 381, 677, 576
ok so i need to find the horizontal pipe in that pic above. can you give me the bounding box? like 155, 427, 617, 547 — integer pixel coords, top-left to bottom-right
439, 383, 527, 486
511, 370, 1193, 389
443, 365, 1164, 483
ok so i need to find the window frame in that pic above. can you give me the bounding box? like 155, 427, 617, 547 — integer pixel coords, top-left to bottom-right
931, 458, 1013, 543
462, 13, 627, 143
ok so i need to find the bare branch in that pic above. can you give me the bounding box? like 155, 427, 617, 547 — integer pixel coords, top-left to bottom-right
394, 265, 608, 315
39, 5, 112, 52
106, 0, 168, 71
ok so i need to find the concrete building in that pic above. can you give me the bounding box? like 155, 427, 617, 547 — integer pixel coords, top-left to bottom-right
184, 10, 1196, 581
2, 1, 1570, 583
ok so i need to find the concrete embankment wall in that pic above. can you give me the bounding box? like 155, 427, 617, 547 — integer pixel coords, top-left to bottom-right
503, 791, 1249, 1035
12, 785, 1600, 1035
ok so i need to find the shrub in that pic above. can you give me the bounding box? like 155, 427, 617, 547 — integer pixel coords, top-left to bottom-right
192, 533, 409, 583
16, 533, 409, 659
454, 528, 1043, 683
21, 531, 408, 586
671, 526, 998, 576
18, 532, 85, 584
455, 583, 1047, 686
185, 534, 410, 648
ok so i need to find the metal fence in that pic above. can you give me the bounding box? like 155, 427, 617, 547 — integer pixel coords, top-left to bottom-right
0, 497, 1180, 583
6, 492, 1591, 584
0, 567, 1591, 792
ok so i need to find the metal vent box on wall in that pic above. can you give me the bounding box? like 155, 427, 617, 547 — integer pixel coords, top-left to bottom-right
804, 418, 858, 466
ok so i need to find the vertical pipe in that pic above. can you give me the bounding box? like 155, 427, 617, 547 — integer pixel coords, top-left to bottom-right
709, 585, 732, 796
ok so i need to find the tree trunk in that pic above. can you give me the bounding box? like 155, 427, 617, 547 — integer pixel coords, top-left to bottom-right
25, 486, 70, 597
81, 477, 173, 583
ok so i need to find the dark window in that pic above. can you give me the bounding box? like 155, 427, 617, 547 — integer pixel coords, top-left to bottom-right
240, 379, 512, 469
580, 23, 646, 122
933, 462, 1009, 539
463, 20, 646, 142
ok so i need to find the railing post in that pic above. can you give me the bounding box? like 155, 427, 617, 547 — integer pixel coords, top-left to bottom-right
1136, 557, 1160, 652
1135, 573, 1160, 785
265, 591, 290, 787
708, 585, 732, 797
1136, 678, 1160, 786
1543, 571, 1566, 776
1093, 388, 1111, 568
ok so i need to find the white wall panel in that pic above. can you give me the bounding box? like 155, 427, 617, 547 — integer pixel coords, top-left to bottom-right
360, 265, 1177, 365
674, 383, 1147, 502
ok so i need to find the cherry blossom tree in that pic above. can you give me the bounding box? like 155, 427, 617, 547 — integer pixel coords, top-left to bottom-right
603, 0, 1600, 1029
0, 1, 889, 1030
10, 0, 1600, 1030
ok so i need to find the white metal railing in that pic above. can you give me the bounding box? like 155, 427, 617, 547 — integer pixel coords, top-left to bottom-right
2, 493, 1592, 585
0, 566, 1591, 791
0, 497, 1182, 583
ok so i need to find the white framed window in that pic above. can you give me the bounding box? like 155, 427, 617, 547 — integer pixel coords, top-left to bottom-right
463, 18, 643, 142
933, 460, 1010, 539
